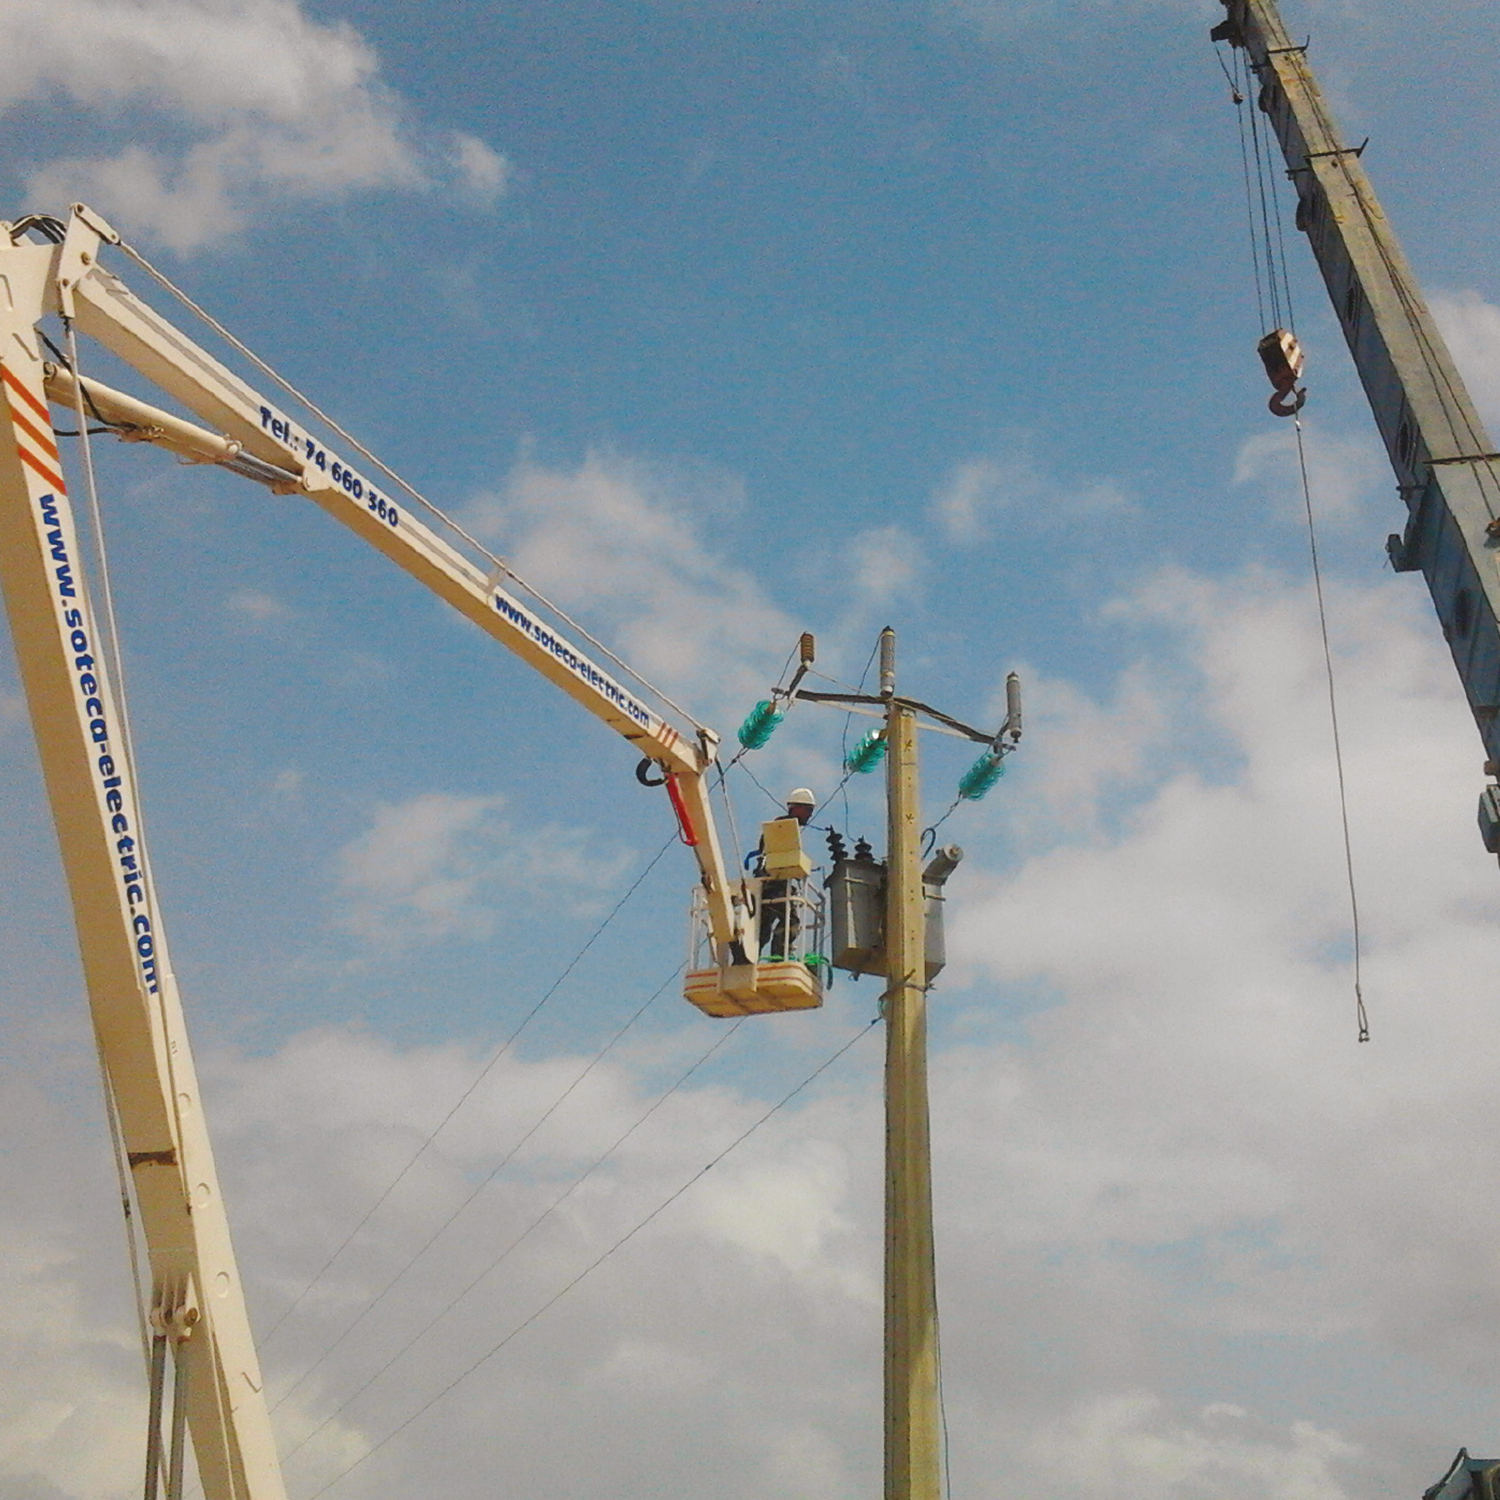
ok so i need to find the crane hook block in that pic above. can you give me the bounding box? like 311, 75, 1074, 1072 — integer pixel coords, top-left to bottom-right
1257, 328, 1307, 417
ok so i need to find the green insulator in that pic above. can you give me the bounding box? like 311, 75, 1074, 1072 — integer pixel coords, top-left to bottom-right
958, 751, 1005, 801
737, 700, 784, 750
844, 728, 887, 774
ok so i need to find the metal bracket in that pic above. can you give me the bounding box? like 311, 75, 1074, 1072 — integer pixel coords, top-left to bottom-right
53, 206, 116, 319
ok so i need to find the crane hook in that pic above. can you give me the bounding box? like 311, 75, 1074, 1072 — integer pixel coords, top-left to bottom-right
1257, 328, 1308, 418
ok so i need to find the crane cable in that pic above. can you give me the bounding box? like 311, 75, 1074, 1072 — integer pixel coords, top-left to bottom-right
1217, 51, 1369, 1043
300, 1015, 881, 1500
1293, 413, 1371, 1044
60, 318, 189, 1356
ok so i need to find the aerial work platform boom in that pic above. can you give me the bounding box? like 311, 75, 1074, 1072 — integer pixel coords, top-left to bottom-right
0, 204, 819, 1500
1212, 0, 1500, 846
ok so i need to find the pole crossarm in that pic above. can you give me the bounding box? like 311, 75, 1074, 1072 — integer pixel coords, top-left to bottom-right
794, 689, 997, 744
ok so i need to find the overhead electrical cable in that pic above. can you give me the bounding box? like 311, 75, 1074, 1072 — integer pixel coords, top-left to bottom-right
300, 1017, 882, 1499
277, 1010, 749, 1472
258, 833, 677, 1350
268, 962, 683, 1416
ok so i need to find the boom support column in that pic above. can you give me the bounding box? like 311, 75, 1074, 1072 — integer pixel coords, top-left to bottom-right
0, 248, 286, 1500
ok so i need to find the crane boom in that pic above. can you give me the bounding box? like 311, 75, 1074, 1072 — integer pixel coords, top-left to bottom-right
0, 230, 286, 1500
0, 204, 799, 1500
1213, 0, 1500, 810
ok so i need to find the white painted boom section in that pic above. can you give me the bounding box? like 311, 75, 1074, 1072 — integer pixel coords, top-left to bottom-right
0, 241, 285, 1500
49, 209, 744, 952
0, 203, 757, 1500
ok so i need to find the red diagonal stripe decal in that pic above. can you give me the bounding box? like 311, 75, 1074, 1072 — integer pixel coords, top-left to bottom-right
1, 362, 51, 425
9, 402, 60, 464
17, 444, 66, 494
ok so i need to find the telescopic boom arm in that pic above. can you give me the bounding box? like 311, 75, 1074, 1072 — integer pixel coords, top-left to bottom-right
0, 203, 758, 1500
1213, 0, 1500, 821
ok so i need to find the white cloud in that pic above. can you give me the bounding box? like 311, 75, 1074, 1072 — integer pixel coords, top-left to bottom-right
466, 451, 803, 729
948, 565, 1500, 1375
1233, 424, 1385, 530
848, 524, 922, 598
334, 790, 630, 944
1431, 289, 1500, 438
931, 443, 1130, 542
451, 134, 512, 208
3, 0, 508, 250
1025, 1396, 1359, 1500
227, 588, 292, 622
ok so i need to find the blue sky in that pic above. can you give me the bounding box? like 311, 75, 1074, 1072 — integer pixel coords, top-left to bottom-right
5, 1, 1500, 1498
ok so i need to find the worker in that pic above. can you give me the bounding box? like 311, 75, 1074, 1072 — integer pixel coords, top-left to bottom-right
759, 788, 816, 959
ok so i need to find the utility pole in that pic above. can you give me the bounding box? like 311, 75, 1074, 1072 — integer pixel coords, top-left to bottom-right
792, 627, 1021, 1500
880, 626, 941, 1500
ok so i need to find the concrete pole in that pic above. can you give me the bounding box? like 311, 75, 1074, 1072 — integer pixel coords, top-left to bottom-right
881, 627, 941, 1500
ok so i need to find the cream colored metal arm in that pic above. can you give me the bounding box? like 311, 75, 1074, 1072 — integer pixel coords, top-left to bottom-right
43, 206, 750, 953
0, 235, 285, 1500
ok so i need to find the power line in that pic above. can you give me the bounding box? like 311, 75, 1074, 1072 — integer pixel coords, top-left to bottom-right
258, 835, 677, 1352
269, 963, 683, 1418
278, 1007, 748, 1472
300, 1018, 881, 1499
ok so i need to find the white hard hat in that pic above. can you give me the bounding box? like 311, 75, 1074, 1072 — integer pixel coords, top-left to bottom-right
787, 788, 816, 806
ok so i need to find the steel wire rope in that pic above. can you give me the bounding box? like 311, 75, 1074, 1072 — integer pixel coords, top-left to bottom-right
1230, 55, 1369, 1041
1247, 49, 1299, 337
94, 1045, 152, 1368
1245, 65, 1285, 331
277, 1006, 747, 1473
267, 961, 684, 1417
112, 240, 709, 738
1220, 46, 1268, 332
257, 833, 678, 1351
54, 328, 151, 1365
1293, 413, 1371, 1042
299, 1015, 882, 1500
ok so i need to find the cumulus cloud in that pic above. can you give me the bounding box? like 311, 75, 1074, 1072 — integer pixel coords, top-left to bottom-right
334, 790, 630, 943
466, 452, 804, 728
947, 564, 1500, 1378
1023, 1396, 1359, 1500
3, 0, 509, 249
931, 442, 1131, 542
1233, 424, 1385, 531
9, 556, 1499, 1500
451, 133, 511, 208
1431, 289, 1500, 437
